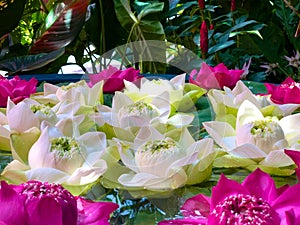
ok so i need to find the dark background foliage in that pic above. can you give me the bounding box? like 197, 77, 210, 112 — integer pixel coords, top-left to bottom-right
0, 0, 299, 83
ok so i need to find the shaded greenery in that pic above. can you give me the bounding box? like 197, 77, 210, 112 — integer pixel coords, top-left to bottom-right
0, 0, 299, 82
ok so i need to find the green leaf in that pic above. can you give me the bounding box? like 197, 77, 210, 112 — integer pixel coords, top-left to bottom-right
226, 19, 258, 34
29, 0, 90, 54
0, 48, 64, 74
208, 40, 235, 54
113, 0, 137, 30
0, 0, 26, 38
242, 80, 267, 94
137, 2, 164, 20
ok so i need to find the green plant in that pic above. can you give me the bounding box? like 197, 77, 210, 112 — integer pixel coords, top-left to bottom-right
1, 0, 299, 84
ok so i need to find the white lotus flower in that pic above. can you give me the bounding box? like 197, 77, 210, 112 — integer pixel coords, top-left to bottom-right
93, 91, 194, 140
123, 74, 206, 112
111, 126, 215, 191
203, 100, 300, 175
207, 80, 300, 126
33, 80, 104, 107
1, 122, 107, 194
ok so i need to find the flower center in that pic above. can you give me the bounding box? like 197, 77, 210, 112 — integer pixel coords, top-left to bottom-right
211, 194, 279, 225
61, 82, 82, 91
30, 104, 57, 121
141, 139, 177, 154
30, 104, 51, 114
237, 118, 288, 154
18, 180, 75, 203
50, 137, 80, 157
135, 138, 181, 176
250, 120, 280, 138
128, 102, 157, 115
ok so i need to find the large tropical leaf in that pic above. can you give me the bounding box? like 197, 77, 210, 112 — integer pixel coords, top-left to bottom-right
0, 0, 26, 39
0, 48, 64, 74
29, 0, 90, 54
113, 0, 166, 73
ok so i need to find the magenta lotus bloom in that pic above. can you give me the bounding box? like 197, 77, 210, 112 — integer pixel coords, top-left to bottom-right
0, 75, 38, 107
0, 180, 118, 225
189, 62, 243, 90
265, 77, 300, 104
285, 149, 300, 179
159, 168, 300, 225
88, 66, 142, 93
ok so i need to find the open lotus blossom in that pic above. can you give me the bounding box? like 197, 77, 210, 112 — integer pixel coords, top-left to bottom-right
123, 74, 206, 112
0, 75, 38, 108
4, 98, 85, 164
285, 149, 300, 179
265, 77, 300, 104
92, 91, 194, 141
1, 122, 108, 195
207, 80, 299, 128
33, 80, 104, 107
102, 126, 215, 194
203, 100, 300, 175
189, 62, 244, 90
88, 65, 142, 93
0, 180, 118, 225
158, 168, 300, 225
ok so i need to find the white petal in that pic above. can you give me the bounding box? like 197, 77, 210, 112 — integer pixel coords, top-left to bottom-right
44, 83, 59, 95
25, 167, 68, 183
188, 138, 214, 160
236, 100, 264, 129
133, 126, 164, 148
28, 127, 53, 168
170, 74, 186, 88
78, 132, 106, 153
117, 141, 139, 173
67, 160, 107, 185
277, 103, 300, 116
118, 170, 187, 190
8, 102, 39, 132
229, 143, 267, 158
167, 113, 194, 127
203, 121, 236, 150
279, 113, 300, 145
259, 150, 294, 167
113, 92, 134, 112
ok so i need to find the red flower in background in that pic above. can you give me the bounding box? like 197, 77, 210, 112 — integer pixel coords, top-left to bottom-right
200, 21, 208, 58
265, 77, 300, 104
230, 0, 236, 11
189, 62, 243, 90
198, 0, 205, 9
0, 75, 38, 107
88, 66, 142, 93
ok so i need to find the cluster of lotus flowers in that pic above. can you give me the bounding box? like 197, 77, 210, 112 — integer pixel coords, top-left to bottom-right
1, 63, 300, 224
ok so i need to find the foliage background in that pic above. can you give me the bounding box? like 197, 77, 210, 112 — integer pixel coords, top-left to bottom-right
0, 0, 299, 82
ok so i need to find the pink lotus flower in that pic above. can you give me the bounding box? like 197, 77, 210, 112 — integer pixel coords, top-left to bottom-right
0, 180, 118, 225
265, 77, 300, 104
159, 168, 300, 225
88, 66, 142, 93
189, 62, 243, 90
0, 75, 38, 107
285, 149, 300, 179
